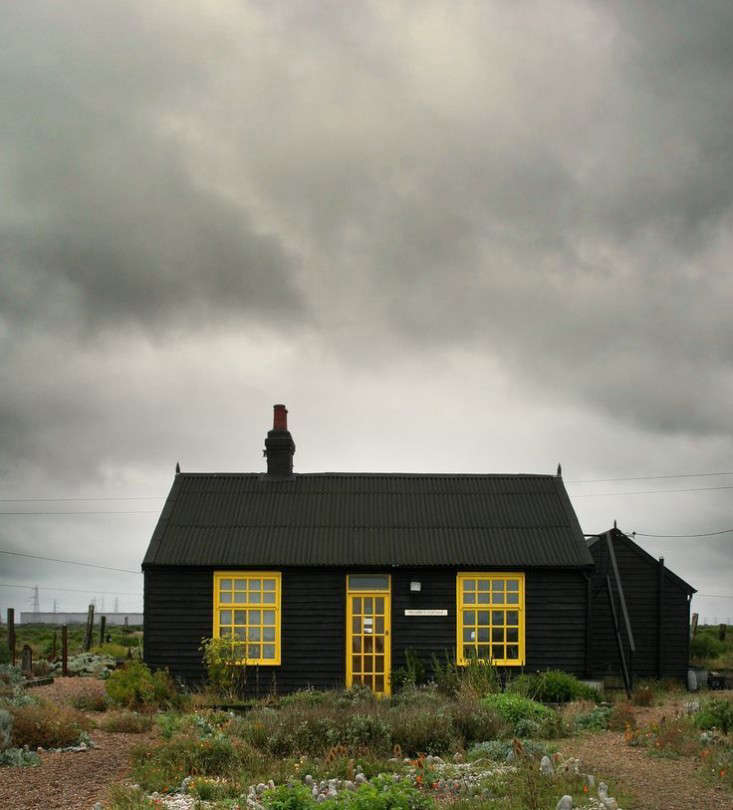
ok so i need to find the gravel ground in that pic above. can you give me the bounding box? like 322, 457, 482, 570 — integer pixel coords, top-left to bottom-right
0, 677, 155, 810
558, 692, 733, 810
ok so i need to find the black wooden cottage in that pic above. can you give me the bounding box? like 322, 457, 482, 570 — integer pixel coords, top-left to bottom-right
586, 527, 695, 684
142, 404, 597, 695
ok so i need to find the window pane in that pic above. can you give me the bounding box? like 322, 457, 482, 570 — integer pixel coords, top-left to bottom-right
477, 579, 489, 591
375, 617, 384, 634
249, 610, 261, 624
352, 617, 361, 634
507, 645, 519, 659
464, 592, 475, 604
375, 597, 384, 614
492, 611, 504, 625
220, 627, 232, 638
249, 591, 261, 604
363, 597, 373, 615
491, 644, 503, 660
463, 610, 475, 625
364, 636, 373, 653
375, 636, 384, 653
477, 645, 490, 659
219, 610, 232, 625
348, 575, 389, 590
234, 644, 245, 659
463, 645, 474, 659
492, 627, 504, 642
352, 597, 362, 613
477, 611, 489, 625
492, 579, 504, 591
363, 617, 374, 634
507, 627, 519, 642
477, 592, 490, 604
477, 627, 489, 642
263, 592, 275, 604
220, 592, 232, 603
352, 636, 362, 653
375, 675, 384, 692
249, 579, 261, 590
262, 644, 275, 660
507, 579, 519, 591
234, 592, 246, 603
464, 579, 476, 591
233, 627, 245, 641
375, 654, 384, 673
234, 611, 246, 624
264, 627, 275, 642
352, 655, 361, 674
491, 592, 503, 604
234, 579, 246, 590
248, 644, 260, 659
263, 579, 276, 590
507, 611, 519, 625
220, 579, 232, 590
263, 610, 275, 625
463, 628, 474, 642
364, 656, 373, 673
248, 627, 261, 642
506, 592, 519, 604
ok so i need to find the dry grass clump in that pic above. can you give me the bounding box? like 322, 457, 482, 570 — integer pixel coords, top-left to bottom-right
100, 711, 154, 734
10, 700, 91, 748
608, 701, 636, 731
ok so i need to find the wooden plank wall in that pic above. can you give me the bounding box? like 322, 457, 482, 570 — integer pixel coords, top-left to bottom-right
145, 565, 590, 692
588, 534, 690, 681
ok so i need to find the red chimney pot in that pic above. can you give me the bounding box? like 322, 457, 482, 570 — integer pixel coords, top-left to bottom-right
273, 403, 288, 431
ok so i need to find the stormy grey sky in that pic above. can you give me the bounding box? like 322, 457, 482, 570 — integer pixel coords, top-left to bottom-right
1, 2, 732, 623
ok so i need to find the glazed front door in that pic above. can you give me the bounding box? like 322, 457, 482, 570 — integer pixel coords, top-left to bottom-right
346, 574, 391, 696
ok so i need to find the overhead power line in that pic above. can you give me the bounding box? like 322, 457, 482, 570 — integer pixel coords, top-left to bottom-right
0, 510, 158, 515
633, 529, 733, 538
570, 484, 733, 497
568, 471, 733, 484
0, 549, 141, 574
0, 496, 162, 502
0, 582, 141, 596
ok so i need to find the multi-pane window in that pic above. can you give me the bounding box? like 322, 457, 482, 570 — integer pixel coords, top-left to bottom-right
456, 573, 524, 666
346, 574, 391, 696
213, 572, 281, 665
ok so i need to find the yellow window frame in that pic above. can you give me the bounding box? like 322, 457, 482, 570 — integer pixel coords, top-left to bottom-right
345, 574, 391, 696
213, 571, 281, 665
456, 572, 525, 666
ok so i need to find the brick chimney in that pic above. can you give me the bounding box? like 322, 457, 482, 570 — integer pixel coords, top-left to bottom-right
264, 404, 295, 476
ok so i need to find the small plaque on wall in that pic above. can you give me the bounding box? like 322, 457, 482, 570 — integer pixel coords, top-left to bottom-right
404, 609, 448, 616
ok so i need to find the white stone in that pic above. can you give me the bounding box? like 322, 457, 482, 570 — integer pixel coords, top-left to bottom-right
556, 796, 573, 810
540, 755, 554, 775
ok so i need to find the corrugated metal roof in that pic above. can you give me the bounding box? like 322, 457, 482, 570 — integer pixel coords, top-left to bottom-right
143, 473, 593, 569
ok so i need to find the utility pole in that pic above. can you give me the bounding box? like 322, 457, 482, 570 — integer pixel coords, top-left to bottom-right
114, 597, 119, 613
32, 586, 40, 614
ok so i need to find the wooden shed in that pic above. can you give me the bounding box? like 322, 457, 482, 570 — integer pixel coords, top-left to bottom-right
142, 404, 595, 695
587, 527, 695, 684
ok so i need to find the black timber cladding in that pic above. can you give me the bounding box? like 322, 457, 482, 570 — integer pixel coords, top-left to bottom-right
145, 566, 589, 687
587, 529, 695, 681
143, 473, 593, 569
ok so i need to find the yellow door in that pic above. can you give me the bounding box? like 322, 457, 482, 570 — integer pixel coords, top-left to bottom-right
346, 574, 391, 696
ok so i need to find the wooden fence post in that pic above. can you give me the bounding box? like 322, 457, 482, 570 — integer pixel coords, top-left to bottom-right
99, 615, 106, 646
7, 608, 15, 666
84, 604, 95, 652
62, 625, 68, 676
720, 623, 727, 642
51, 629, 57, 660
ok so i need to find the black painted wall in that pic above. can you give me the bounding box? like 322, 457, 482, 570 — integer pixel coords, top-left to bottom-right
144, 565, 589, 693
588, 531, 692, 682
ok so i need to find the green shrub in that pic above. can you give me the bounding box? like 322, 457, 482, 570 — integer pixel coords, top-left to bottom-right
450, 692, 508, 743
468, 738, 552, 761
9, 701, 91, 748
200, 636, 248, 700
573, 705, 611, 731
507, 671, 599, 703
481, 693, 553, 727
0, 747, 41, 767
696, 698, 733, 734
389, 704, 458, 754
393, 649, 427, 691
0, 709, 12, 749
342, 713, 391, 753
106, 783, 157, 809
690, 633, 726, 661
431, 652, 461, 696
262, 778, 432, 810
91, 643, 129, 659
106, 661, 182, 710
100, 711, 154, 733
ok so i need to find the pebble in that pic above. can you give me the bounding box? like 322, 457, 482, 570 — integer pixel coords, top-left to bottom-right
556, 796, 573, 810
540, 755, 554, 776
